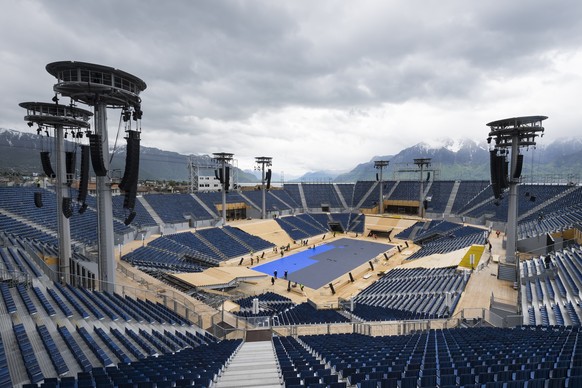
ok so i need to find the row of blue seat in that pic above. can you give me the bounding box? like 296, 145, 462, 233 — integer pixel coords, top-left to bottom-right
275, 336, 345, 387
36, 324, 69, 376
139, 328, 171, 354
13, 322, 44, 384
32, 286, 56, 316
94, 326, 132, 364
273, 302, 350, 326
0, 334, 11, 387
425, 181, 456, 214
521, 245, 582, 327
223, 225, 275, 252
0, 282, 16, 314
406, 229, 486, 261
197, 227, 249, 258
22, 339, 241, 388
352, 267, 467, 320
0, 187, 133, 247
0, 213, 59, 246
110, 327, 145, 360
54, 282, 90, 319
16, 283, 37, 314
235, 291, 292, 308
519, 202, 582, 240
299, 327, 582, 388
123, 327, 157, 356
77, 326, 114, 367
58, 325, 92, 372
122, 245, 204, 273
275, 215, 327, 240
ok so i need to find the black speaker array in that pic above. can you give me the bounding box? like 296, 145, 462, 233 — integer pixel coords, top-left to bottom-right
490, 150, 500, 198
266, 169, 272, 190
77, 145, 90, 209
120, 131, 140, 191
215, 166, 231, 191
34, 192, 43, 208
513, 154, 523, 179
490, 150, 509, 199
124, 211, 136, 226
62, 197, 73, 218
40, 151, 56, 178
65, 151, 75, 186
499, 156, 509, 189
121, 131, 141, 225
89, 134, 107, 176
123, 190, 137, 212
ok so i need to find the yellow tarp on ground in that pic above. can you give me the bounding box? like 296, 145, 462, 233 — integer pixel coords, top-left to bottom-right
459, 245, 485, 269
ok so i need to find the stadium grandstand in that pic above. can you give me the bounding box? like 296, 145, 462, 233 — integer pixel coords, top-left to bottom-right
2, 172, 582, 387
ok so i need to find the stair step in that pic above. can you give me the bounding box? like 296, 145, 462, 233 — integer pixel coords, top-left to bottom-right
224, 363, 278, 373
215, 341, 281, 388
219, 370, 280, 380
217, 380, 281, 388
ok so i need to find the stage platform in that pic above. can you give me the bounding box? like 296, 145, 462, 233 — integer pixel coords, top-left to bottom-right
253, 238, 393, 289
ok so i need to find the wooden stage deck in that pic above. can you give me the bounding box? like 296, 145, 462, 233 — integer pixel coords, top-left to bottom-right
114, 215, 517, 326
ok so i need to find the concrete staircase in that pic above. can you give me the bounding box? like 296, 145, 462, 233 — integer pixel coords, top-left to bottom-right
518, 185, 580, 221
215, 341, 281, 387
137, 196, 164, 225
298, 184, 308, 211
269, 191, 295, 212
444, 181, 461, 216
355, 181, 379, 209
190, 193, 219, 218
332, 183, 349, 210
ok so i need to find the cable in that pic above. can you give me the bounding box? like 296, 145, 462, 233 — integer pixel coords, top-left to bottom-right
109, 109, 125, 165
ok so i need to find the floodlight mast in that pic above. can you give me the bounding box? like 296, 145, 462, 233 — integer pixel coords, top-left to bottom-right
255, 157, 273, 219
213, 152, 234, 225
487, 116, 547, 276
19, 102, 92, 284
414, 158, 431, 218
46, 61, 146, 292
374, 160, 389, 215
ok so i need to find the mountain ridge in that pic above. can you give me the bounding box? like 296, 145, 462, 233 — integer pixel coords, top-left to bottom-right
2, 128, 582, 183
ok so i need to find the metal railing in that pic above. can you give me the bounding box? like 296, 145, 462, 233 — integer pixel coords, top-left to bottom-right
208, 304, 524, 341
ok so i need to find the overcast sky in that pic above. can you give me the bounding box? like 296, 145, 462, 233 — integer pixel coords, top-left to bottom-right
1, 0, 581, 178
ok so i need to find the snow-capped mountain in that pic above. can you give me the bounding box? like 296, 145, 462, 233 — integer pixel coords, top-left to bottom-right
3, 128, 582, 182
334, 136, 582, 182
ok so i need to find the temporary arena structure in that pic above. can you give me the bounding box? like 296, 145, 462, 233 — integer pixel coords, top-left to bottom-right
1, 178, 582, 387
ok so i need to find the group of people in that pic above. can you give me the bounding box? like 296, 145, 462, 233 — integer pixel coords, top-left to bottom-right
271, 269, 289, 285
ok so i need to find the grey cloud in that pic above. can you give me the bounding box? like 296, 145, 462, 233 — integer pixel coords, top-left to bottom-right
1, 0, 581, 174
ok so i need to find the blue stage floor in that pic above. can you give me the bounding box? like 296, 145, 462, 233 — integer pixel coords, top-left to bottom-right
253, 238, 392, 289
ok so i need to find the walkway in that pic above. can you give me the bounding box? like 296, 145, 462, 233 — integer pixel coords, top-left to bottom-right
215, 340, 281, 387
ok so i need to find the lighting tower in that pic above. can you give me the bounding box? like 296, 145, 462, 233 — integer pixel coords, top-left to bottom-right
19, 102, 92, 283
414, 158, 431, 218
487, 116, 547, 268
374, 160, 389, 215
255, 156, 273, 219
46, 61, 146, 292
212, 152, 234, 225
